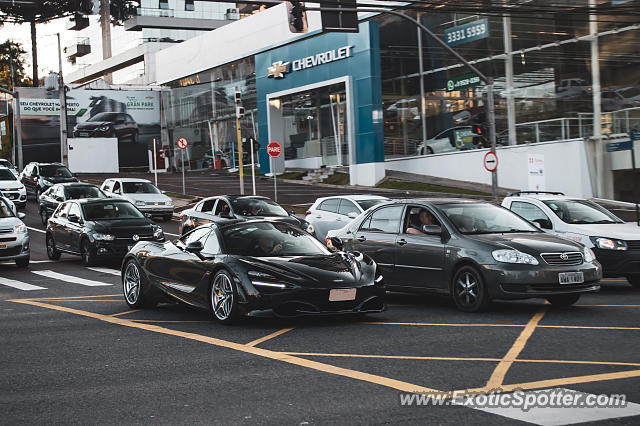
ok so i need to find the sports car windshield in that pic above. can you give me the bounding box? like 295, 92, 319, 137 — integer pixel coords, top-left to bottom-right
231, 198, 288, 217
66, 186, 106, 200
82, 202, 145, 220
222, 222, 329, 257
123, 182, 160, 194
542, 199, 623, 224
440, 203, 540, 234
40, 165, 73, 178
0, 169, 16, 180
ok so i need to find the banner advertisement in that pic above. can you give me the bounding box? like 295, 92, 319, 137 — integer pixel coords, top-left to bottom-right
527, 153, 545, 191
17, 87, 161, 168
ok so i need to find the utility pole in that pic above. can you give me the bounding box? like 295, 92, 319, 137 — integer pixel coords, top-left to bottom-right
589, 0, 604, 198
57, 33, 69, 167
235, 88, 245, 195
9, 60, 16, 166
100, 0, 113, 83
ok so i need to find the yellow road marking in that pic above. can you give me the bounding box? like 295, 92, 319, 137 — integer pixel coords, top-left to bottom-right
132, 320, 211, 323
246, 327, 295, 347
486, 309, 546, 389
111, 309, 141, 317
576, 304, 640, 307
9, 299, 439, 394
21, 294, 121, 301
364, 321, 640, 331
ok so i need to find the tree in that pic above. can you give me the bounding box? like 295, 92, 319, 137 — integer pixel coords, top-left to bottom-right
0, 1, 139, 86
0, 40, 32, 89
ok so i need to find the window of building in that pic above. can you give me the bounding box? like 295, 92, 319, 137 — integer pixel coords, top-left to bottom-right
185, 0, 195, 11
159, 0, 169, 10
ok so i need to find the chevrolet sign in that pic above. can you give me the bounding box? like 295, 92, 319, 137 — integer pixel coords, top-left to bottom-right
267, 45, 353, 79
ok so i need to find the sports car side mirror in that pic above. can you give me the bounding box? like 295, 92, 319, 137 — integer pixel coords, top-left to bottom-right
330, 236, 344, 251
186, 241, 204, 254
422, 225, 442, 235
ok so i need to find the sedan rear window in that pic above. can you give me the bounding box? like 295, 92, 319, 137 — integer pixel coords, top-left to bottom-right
66, 186, 106, 200
82, 202, 145, 220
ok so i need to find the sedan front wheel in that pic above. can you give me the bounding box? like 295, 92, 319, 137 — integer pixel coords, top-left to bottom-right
452, 265, 490, 313
210, 270, 239, 324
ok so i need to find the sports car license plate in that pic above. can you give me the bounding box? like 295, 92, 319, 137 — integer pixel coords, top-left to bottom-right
559, 271, 584, 285
0, 242, 7, 249
329, 288, 356, 302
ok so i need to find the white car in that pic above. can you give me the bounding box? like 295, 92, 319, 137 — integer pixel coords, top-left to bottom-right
100, 178, 174, 221
305, 195, 390, 241
0, 166, 27, 208
0, 159, 19, 177
502, 191, 640, 287
416, 126, 482, 155
0, 196, 29, 268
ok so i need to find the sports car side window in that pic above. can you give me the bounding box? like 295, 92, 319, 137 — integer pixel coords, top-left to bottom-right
359, 205, 404, 233
202, 232, 221, 255
180, 227, 210, 246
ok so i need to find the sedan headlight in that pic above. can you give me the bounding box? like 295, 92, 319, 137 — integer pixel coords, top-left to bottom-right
583, 246, 596, 263
165, 200, 173, 206
492, 249, 539, 265
41, 179, 53, 187
306, 223, 315, 234
97, 125, 111, 131
93, 233, 115, 241
135, 200, 146, 207
14, 224, 27, 234
590, 236, 627, 251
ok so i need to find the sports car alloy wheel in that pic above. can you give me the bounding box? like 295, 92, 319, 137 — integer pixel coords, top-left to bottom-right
124, 262, 141, 305
210, 271, 238, 323
452, 266, 490, 313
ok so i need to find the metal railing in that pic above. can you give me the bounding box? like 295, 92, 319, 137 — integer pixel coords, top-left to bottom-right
137, 7, 175, 17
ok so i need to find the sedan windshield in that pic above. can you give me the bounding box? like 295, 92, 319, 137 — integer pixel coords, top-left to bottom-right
439, 203, 540, 234
221, 222, 329, 257
88, 112, 119, 122
542, 199, 623, 224
66, 186, 106, 200
0, 160, 15, 170
0, 169, 17, 180
0, 198, 14, 218
40, 165, 73, 178
231, 198, 288, 217
82, 202, 145, 220
122, 182, 160, 194
357, 199, 388, 211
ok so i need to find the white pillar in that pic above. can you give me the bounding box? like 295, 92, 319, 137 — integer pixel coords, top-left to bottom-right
503, 13, 516, 145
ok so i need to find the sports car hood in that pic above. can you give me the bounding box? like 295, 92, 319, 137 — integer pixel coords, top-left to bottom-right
76, 121, 111, 130
468, 232, 583, 254
564, 222, 640, 240
240, 252, 374, 288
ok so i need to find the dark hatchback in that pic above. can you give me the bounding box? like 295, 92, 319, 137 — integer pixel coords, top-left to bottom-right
122, 220, 386, 323
20, 162, 78, 199
73, 112, 139, 142
38, 183, 107, 225
46, 199, 164, 266
180, 195, 314, 236
330, 199, 602, 312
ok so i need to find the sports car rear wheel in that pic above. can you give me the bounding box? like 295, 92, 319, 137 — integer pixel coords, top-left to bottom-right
210, 270, 239, 324
123, 260, 157, 308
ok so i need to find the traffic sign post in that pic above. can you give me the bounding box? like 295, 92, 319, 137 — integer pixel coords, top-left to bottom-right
630, 131, 639, 226
268, 141, 282, 202
177, 137, 188, 195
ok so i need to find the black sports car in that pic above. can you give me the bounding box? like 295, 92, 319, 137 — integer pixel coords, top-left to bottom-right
121, 220, 386, 323
179, 195, 315, 237
46, 198, 165, 265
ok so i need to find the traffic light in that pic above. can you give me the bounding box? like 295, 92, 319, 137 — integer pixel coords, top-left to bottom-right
471, 124, 487, 147
235, 89, 244, 119
287, 1, 308, 34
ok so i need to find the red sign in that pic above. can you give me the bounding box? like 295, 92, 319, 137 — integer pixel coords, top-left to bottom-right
177, 137, 189, 149
483, 151, 498, 172
267, 141, 282, 158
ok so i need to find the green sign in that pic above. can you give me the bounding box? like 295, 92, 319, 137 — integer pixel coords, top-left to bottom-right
606, 141, 633, 152
446, 74, 481, 92
445, 18, 489, 47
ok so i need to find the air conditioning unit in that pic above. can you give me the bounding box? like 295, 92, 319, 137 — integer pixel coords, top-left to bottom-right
225, 8, 240, 20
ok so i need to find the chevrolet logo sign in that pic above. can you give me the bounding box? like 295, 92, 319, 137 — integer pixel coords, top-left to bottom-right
267, 61, 291, 79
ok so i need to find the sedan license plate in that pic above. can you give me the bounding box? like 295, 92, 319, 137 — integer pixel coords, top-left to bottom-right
559, 271, 584, 285
0, 242, 7, 249
329, 288, 356, 302
78, 132, 89, 137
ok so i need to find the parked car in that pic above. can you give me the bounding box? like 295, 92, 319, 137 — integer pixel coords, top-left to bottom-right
100, 178, 174, 221
38, 182, 107, 225
502, 191, 640, 288
305, 195, 390, 241
73, 112, 139, 142
179, 195, 314, 236
0, 196, 29, 268
555, 78, 592, 100
0, 159, 19, 177
327, 198, 601, 312
121, 219, 386, 323
20, 162, 78, 200
0, 166, 27, 208
600, 88, 640, 112
416, 126, 484, 155
45, 198, 165, 266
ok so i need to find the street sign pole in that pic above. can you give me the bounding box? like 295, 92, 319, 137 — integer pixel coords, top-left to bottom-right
153, 138, 158, 187
631, 131, 639, 226
181, 149, 185, 195
237, 116, 244, 195
487, 82, 498, 200
250, 139, 256, 196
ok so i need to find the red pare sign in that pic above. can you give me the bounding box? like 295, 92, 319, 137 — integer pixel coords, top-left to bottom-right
267, 141, 282, 158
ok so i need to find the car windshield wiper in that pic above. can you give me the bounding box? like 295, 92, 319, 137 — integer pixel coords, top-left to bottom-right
590, 220, 617, 224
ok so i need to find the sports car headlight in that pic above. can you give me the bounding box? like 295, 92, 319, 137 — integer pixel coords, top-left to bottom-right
492, 249, 539, 265
583, 246, 596, 263
135, 200, 146, 207
97, 125, 111, 131
93, 233, 115, 241
13, 224, 27, 234
590, 237, 627, 251
247, 271, 289, 289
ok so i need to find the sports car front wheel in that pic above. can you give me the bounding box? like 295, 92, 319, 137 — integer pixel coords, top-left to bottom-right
123, 260, 157, 309
210, 270, 239, 324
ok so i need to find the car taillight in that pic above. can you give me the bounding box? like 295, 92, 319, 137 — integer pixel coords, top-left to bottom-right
305, 210, 311, 215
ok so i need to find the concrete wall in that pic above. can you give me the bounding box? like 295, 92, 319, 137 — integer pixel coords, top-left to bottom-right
384, 139, 594, 198
67, 138, 119, 173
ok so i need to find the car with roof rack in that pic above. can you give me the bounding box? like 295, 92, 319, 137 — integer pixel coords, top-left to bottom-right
502, 191, 640, 288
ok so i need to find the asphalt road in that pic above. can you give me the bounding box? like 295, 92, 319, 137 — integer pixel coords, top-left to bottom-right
1, 198, 640, 424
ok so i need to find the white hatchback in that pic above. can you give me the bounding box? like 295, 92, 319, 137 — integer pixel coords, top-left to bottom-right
0, 166, 27, 208
101, 178, 174, 221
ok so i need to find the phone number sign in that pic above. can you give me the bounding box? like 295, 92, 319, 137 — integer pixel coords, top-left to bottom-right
445, 18, 489, 47
446, 74, 482, 92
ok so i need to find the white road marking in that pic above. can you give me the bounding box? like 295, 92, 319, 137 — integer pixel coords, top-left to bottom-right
458, 388, 640, 425
31, 270, 112, 287
164, 232, 179, 237
27, 227, 45, 234
0, 277, 47, 291
87, 267, 120, 276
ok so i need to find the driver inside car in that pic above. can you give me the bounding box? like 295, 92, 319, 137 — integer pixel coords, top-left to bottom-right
406, 209, 438, 235
255, 235, 282, 256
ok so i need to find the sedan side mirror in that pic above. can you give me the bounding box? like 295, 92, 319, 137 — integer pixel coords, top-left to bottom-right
68, 214, 81, 224
330, 236, 344, 251
347, 212, 358, 219
18, 212, 26, 219
185, 241, 203, 253
289, 210, 296, 216
219, 211, 233, 219
422, 225, 442, 235
533, 218, 553, 230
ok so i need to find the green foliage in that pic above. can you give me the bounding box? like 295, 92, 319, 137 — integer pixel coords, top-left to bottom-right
0, 40, 32, 90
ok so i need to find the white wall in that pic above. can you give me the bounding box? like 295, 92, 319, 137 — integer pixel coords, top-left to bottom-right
67, 138, 119, 174
384, 139, 594, 198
